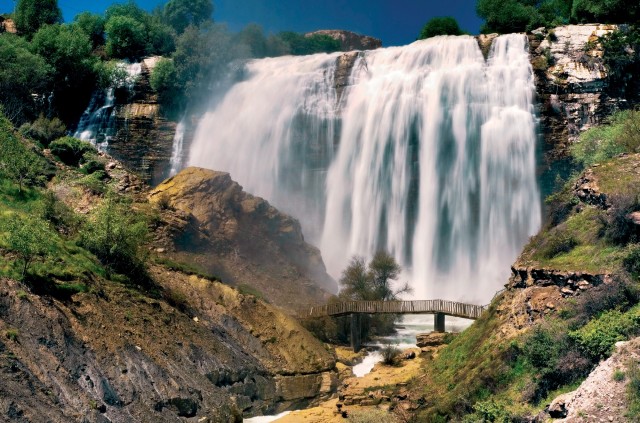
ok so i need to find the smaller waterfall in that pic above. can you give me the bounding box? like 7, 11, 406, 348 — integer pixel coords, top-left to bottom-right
73, 62, 142, 149
169, 119, 186, 176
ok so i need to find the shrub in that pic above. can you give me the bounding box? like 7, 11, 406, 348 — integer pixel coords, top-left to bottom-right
624, 245, 640, 275
1, 215, 52, 280
40, 191, 80, 235
49, 137, 94, 166
536, 226, 578, 259
81, 158, 105, 175
570, 307, 640, 360
418, 17, 464, 40
5, 329, 18, 341
464, 399, 510, 423
614, 369, 626, 381
19, 115, 66, 146
627, 360, 640, 419
601, 194, 640, 245
381, 344, 400, 365
79, 196, 148, 280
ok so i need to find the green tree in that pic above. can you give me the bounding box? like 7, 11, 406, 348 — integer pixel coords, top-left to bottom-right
14, 0, 62, 38
0, 114, 46, 192
150, 57, 179, 109
0, 34, 50, 123
105, 15, 148, 60
572, 0, 640, 24
235, 23, 268, 58
2, 215, 51, 279
163, 0, 213, 34
30, 23, 98, 123
73, 12, 106, 50
79, 196, 148, 279
19, 115, 66, 146
476, 0, 572, 33
418, 17, 464, 39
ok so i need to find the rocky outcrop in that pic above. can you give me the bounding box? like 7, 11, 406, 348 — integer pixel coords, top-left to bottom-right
335, 52, 360, 103
0, 262, 338, 422
548, 338, 640, 422
148, 167, 337, 309
107, 57, 190, 186
305, 30, 382, 51
573, 168, 609, 208
529, 25, 623, 159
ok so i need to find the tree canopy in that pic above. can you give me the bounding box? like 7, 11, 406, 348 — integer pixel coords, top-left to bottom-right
163, 0, 214, 34
14, 0, 62, 38
418, 17, 464, 39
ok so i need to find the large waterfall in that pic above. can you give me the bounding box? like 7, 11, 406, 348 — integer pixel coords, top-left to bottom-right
188, 34, 541, 303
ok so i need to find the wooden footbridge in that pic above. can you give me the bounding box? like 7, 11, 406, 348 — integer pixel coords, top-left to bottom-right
302, 300, 487, 352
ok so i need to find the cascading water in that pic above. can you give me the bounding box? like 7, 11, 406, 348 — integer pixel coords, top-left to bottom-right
73, 62, 143, 149
169, 118, 186, 176
189, 34, 541, 303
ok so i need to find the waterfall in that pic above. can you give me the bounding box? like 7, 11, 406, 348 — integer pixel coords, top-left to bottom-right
188, 34, 541, 303
169, 118, 186, 176
73, 62, 143, 149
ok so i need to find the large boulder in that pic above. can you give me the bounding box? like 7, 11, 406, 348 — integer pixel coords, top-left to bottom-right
149, 167, 337, 309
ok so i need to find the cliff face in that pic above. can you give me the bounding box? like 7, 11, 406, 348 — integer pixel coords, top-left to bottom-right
148, 167, 338, 309
528, 25, 624, 160
107, 57, 188, 186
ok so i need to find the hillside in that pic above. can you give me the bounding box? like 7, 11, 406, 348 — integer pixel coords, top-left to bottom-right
0, 116, 338, 421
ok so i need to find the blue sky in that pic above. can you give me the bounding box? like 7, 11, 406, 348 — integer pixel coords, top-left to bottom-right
0, 0, 483, 46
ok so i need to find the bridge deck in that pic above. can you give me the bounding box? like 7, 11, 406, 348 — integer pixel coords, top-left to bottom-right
304, 299, 485, 320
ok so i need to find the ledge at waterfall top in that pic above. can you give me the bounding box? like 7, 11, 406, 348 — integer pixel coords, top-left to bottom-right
188, 34, 541, 303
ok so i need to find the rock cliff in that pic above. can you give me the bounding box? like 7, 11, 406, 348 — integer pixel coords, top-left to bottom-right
148, 167, 338, 309
528, 24, 624, 161
305, 30, 382, 51
107, 57, 189, 186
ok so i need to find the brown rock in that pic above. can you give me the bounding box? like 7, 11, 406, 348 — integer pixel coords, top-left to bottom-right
149, 167, 337, 309
416, 332, 448, 348
549, 392, 572, 418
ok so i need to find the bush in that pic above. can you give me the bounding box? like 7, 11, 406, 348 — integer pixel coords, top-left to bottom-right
624, 245, 640, 275
418, 17, 464, 40
601, 194, 640, 245
79, 196, 149, 280
381, 344, 400, 365
81, 158, 105, 175
49, 137, 94, 166
536, 226, 578, 259
570, 307, 640, 360
19, 115, 66, 146
40, 191, 80, 235
1, 215, 52, 280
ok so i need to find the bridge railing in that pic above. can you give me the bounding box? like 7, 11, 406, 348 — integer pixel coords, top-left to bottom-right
304, 299, 486, 320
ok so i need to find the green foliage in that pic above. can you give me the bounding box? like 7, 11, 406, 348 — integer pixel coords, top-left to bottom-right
572, 0, 640, 24
339, 252, 408, 301
234, 23, 268, 58
30, 23, 99, 123
73, 12, 106, 50
0, 115, 47, 192
624, 245, 640, 275
15, 0, 61, 38
105, 15, 147, 60
418, 17, 464, 39
19, 115, 66, 146
162, 0, 213, 34
5, 329, 19, 341
79, 196, 148, 279
614, 369, 626, 381
276, 32, 342, 55
49, 137, 94, 166
0, 34, 51, 124
600, 27, 640, 95
150, 57, 179, 108
626, 360, 640, 419
381, 344, 400, 365
40, 191, 80, 235
537, 226, 578, 259
1, 215, 52, 279
570, 306, 640, 360
477, 0, 571, 34
464, 399, 510, 423
171, 24, 247, 107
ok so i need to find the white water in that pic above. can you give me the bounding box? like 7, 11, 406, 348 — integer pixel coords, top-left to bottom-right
73, 62, 143, 149
169, 118, 186, 176
189, 35, 541, 303
243, 411, 291, 423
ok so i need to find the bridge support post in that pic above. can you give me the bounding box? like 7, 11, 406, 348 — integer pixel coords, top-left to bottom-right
434, 312, 445, 333
350, 314, 361, 352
